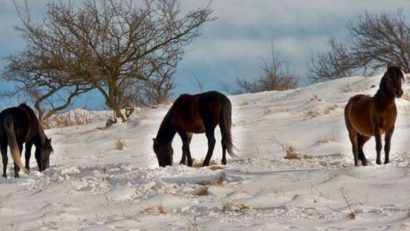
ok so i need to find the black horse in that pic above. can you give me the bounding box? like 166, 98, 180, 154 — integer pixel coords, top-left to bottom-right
153, 91, 235, 167
0, 103, 53, 177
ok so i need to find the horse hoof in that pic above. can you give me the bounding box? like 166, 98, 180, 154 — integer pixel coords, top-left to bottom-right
376, 160, 382, 165
2, 174, 7, 178
362, 161, 368, 166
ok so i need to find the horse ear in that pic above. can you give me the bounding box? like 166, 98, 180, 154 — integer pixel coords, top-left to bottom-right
387, 63, 392, 70
398, 64, 405, 72
48, 138, 52, 142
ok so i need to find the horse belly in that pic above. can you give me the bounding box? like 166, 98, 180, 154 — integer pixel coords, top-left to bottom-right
351, 119, 374, 136
347, 96, 374, 136
181, 118, 206, 133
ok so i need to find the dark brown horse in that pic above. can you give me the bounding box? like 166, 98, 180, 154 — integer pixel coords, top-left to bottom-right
153, 91, 235, 167
344, 64, 403, 166
0, 103, 53, 177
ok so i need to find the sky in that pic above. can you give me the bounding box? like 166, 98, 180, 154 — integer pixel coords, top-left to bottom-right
1, 0, 410, 109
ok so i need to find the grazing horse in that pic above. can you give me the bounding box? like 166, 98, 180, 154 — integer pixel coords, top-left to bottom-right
153, 91, 235, 167
0, 103, 53, 177
344, 64, 403, 166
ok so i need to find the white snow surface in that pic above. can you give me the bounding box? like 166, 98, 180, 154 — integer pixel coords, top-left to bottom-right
1, 76, 410, 230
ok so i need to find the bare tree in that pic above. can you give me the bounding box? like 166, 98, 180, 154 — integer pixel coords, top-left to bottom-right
2, 50, 93, 124
236, 50, 297, 93
308, 39, 359, 82
4, 0, 212, 122
309, 10, 410, 81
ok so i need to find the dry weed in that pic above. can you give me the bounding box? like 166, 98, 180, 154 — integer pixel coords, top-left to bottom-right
340, 188, 356, 220
195, 186, 209, 196
284, 146, 300, 160
50, 110, 91, 128
115, 138, 125, 150
222, 202, 249, 212
141, 204, 167, 215
192, 159, 218, 168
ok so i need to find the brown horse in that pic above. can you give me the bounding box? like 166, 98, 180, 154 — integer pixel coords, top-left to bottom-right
153, 91, 235, 167
344, 64, 404, 166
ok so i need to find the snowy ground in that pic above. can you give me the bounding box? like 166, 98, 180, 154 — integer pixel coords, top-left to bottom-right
1, 75, 410, 230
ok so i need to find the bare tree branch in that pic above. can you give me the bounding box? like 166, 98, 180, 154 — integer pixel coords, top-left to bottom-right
3, 0, 212, 122
309, 9, 410, 82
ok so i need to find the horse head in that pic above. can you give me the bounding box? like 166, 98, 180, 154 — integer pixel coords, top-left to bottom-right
37, 137, 53, 171
384, 64, 404, 98
153, 138, 173, 167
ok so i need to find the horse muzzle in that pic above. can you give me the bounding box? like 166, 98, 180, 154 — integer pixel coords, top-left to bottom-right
396, 89, 403, 98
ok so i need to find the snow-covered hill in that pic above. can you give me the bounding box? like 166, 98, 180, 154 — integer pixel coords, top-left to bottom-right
1, 75, 410, 230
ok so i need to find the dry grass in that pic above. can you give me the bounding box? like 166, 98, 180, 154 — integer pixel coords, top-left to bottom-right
195, 186, 209, 196
304, 110, 320, 119
222, 202, 249, 212
50, 110, 91, 128
347, 212, 356, 220
157, 204, 166, 214
303, 154, 313, 159
323, 104, 338, 115
141, 204, 167, 215
115, 138, 125, 150
340, 188, 356, 220
192, 159, 218, 168
310, 94, 322, 101
210, 165, 224, 171
284, 146, 301, 160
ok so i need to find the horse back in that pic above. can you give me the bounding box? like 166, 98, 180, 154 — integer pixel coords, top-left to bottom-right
0, 105, 38, 143
171, 91, 229, 133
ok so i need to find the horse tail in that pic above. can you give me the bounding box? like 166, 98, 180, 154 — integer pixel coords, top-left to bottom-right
3, 114, 27, 173
220, 97, 236, 157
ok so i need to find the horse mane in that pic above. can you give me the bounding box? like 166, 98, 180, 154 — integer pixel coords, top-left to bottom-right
156, 101, 179, 144
377, 66, 403, 98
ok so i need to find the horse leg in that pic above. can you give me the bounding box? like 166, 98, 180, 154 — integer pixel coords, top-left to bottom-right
13, 143, 23, 178
357, 135, 370, 166
178, 131, 193, 166
384, 127, 395, 164
25, 141, 33, 172
374, 128, 383, 165
348, 130, 359, 166
203, 127, 216, 167
220, 124, 227, 165
1, 143, 8, 178
13, 143, 23, 177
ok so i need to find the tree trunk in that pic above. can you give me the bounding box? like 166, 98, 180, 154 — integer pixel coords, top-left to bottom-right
108, 85, 127, 122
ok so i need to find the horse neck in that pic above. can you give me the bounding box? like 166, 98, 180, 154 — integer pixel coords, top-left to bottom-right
35, 124, 47, 147
156, 116, 176, 144
374, 87, 396, 110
